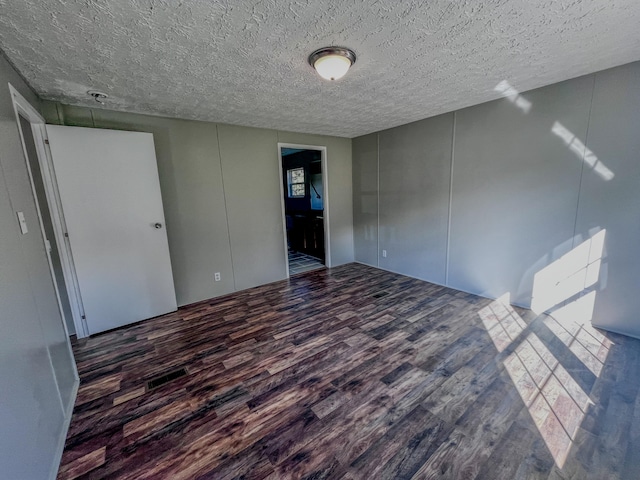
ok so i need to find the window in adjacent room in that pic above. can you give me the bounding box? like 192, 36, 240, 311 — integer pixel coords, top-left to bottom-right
287, 167, 305, 198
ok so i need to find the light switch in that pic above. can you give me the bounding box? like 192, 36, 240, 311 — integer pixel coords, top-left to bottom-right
16, 211, 28, 234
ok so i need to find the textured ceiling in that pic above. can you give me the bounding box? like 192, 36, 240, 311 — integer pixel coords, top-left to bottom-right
1, 1, 640, 138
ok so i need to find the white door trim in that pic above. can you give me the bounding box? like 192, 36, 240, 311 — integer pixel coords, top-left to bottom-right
9, 84, 89, 338
277, 143, 331, 277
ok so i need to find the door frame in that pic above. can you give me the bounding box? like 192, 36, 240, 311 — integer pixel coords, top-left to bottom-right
277, 143, 330, 277
9, 84, 89, 338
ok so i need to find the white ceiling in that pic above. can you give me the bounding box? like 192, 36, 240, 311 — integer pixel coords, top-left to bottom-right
1, 1, 640, 138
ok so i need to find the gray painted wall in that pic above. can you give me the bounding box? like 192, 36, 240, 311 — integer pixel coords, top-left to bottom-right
449, 76, 591, 306
43, 104, 354, 306
218, 124, 286, 291
353, 60, 640, 340
573, 62, 640, 338
378, 114, 453, 284
0, 54, 77, 479
352, 133, 378, 266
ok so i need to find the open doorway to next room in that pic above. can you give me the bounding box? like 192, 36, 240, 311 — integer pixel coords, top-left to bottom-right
280, 147, 326, 275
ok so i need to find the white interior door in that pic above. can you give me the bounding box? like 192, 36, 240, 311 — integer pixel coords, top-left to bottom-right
46, 125, 176, 335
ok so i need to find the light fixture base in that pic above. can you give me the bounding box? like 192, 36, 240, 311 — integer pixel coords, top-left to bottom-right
308, 47, 357, 67
308, 47, 356, 81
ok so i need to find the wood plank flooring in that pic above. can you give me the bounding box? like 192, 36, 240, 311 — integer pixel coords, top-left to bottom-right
57, 263, 640, 479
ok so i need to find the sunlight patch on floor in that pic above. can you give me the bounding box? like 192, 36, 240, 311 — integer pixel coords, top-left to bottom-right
478, 293, 526, 353
479, 293, 611, 468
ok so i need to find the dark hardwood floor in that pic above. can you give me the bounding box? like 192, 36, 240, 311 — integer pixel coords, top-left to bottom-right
57, 263, 640, 479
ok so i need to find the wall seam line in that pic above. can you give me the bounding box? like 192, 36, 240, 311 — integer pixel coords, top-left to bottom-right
445, 112, 456, 285
376, 133, 380, 267
571, 74, 596, 249
55, 102, 63, 124
215, 124, 237, 291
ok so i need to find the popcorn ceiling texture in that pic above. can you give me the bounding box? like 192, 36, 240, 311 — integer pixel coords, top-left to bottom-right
1, 0, 640, 138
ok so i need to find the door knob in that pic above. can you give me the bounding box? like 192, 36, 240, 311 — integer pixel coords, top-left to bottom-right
154, 223, 163, 229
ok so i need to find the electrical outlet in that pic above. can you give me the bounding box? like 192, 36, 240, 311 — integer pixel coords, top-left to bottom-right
214, 272, 221, 282
382, 249, 387, 258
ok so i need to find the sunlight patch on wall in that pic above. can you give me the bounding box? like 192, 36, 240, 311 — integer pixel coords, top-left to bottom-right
531, 229, 606, 316
551, 122, 614, 180
494, 80, 532, 113
494, 80, 613, 181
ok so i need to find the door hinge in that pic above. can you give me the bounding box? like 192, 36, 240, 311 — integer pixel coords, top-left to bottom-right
44, 139, 49, 145
81, 315, 86, 320
64, 232, 69, 237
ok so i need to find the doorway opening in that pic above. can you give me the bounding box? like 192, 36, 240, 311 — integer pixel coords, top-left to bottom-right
10, 86, 88, 338
9, 84, 85, 338
278, 144, 329, 276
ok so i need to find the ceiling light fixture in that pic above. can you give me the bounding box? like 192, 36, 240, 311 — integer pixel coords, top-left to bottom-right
308, 47, 356, 81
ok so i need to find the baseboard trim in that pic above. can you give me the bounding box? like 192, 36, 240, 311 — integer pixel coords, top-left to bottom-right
355, 262, 640, 342
591, 323, 640, 341
354, 262, 532, 310
354, 260, 379, 269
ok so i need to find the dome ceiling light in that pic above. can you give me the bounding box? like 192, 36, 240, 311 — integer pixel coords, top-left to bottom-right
308, 47, 356, 81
